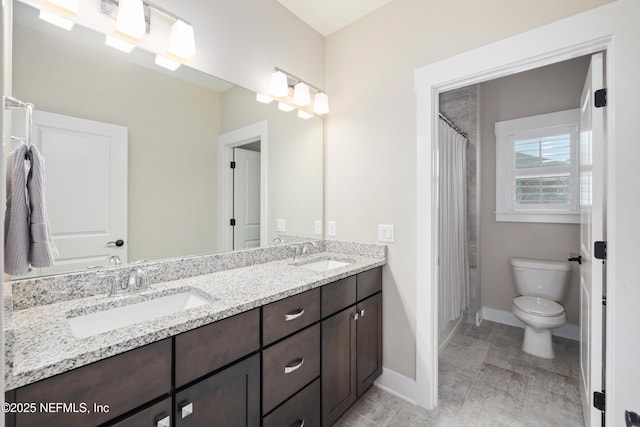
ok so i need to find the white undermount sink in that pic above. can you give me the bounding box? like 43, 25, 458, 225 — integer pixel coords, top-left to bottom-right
67, 291, 210, 339
296, 258, 353, 272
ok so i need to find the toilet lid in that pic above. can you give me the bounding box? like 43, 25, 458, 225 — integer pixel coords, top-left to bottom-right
513, 296, 564, 317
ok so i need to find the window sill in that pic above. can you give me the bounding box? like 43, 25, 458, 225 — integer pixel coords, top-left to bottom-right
495, 211, 580, 224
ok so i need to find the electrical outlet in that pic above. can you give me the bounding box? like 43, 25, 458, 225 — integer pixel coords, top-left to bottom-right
377, 224, 395, 243
314, 220, 322, 235
276, 218, 286, 232
328, 221, 336, 237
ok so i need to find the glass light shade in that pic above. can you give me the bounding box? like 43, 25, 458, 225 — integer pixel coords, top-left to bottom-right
313, 92, 329, 115
277, 102, 295, 112
46, 0, 79, 13
155, 55, 181, 71
270, 71, 289, 97
256, 93, 274, 104
297, 110, 313, 120
115, 0, 145, 40
105, 35, 135, 53
168, 20, 196, 60
293, 82, 310, 106
38, 9, 74, 30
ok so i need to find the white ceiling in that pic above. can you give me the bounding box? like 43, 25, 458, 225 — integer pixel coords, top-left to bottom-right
278, 0, 396, 36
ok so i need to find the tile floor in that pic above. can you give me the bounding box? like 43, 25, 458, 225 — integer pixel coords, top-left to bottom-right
335, 320, 583, 426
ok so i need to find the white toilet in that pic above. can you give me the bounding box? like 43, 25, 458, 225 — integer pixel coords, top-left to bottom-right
509, 257, 572, 359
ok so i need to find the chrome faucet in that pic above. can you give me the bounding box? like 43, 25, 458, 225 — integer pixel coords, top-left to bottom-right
273, 236, 284, 245
128, 266, 148, 292
301, 241, 317, 257
109, 255, 122, 266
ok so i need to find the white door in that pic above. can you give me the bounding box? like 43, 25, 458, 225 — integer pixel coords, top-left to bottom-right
233, 147, 261, 249
579, 53, 606, 427
12, 110, 128, 277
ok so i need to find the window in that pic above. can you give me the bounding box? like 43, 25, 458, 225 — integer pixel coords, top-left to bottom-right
495, 109, 580, 223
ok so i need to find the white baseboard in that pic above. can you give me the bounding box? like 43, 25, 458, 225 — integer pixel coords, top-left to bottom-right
481, 306, 579, 341
374, 368, 418, 405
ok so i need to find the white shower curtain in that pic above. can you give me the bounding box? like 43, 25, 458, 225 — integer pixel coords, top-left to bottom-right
438, 119, 469, 334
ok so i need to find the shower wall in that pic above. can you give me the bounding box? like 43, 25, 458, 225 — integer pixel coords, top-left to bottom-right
439, 86, 480, 324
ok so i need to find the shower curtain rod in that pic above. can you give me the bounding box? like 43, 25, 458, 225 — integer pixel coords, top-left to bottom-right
439, 112, 468, 139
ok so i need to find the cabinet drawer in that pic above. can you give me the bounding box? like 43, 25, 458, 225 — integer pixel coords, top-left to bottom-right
174, 354, 260, 427
262, 379, 320, 427
175, 309, 260, 388
13, 339, 171, 427
263, 288, 320, 346
321, 275, 356, 318
262, 323, 320, 414
357, 267, 382, 301
110, 397, 171, 427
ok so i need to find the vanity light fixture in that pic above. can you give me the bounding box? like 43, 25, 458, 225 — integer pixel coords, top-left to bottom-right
268, 68, 329, 115
277, 102, 295, 112
38, 9, 74, 30
115, 0, 146, 40
313, 92, 330, 115
155, 55, 181, 71
256, 93, 274, 104
293, 82, 310, 107
270, 71, 289, 97
168, 19, 196, 60
105, 35, 135, 53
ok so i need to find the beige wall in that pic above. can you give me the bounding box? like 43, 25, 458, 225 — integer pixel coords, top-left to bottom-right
324, 0, 614, 379
13, 23, 221, 262
479, 56, 590, 325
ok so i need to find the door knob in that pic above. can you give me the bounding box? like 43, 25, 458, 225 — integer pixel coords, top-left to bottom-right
107, 239, 125, 247
626, 410, 640, 427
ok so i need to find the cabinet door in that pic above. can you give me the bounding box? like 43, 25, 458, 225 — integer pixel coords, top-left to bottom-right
321, 305, 357, 427
109, 398, 172, 427
175, 354, 260, 427
356, 293, 383, 398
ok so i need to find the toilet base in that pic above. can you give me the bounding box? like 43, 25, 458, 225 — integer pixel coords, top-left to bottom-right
522, 325, 555, 359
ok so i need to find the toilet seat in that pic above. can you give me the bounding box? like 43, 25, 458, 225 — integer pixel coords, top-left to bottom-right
513, 296, 564, 317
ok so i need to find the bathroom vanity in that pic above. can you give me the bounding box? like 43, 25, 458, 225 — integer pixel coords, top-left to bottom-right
3, 242, 384, 427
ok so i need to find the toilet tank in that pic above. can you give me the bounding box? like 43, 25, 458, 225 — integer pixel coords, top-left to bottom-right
509, 257, 572, 301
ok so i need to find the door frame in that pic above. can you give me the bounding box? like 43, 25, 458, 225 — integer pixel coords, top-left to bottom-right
218, 120, 268, 252
413, 5, 619, 415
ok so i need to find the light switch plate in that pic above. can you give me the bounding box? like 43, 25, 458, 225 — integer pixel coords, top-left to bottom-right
276, 218, 286, 232
378, 224, 395, 243
314, 220, 322, 235
328, 221, 336, 237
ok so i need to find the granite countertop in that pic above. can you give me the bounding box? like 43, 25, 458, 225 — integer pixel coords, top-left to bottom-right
4, 250, 385, 390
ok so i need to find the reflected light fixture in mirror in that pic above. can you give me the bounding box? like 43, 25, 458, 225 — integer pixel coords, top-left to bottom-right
278, 102, 295, 112
38, 0, 78, 31
298, 110, 313, 119
168, 19, 196, 60
115, 0, 146, 40
313, 92, 329, 115
105, 35, 135, 53
270, 71, 289, 97
38, 9, 74, 30
293, 82, 310, 106
155, 55, 181, 71
256, 93, 274, 104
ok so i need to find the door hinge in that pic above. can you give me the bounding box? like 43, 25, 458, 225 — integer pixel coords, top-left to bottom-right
230, 218, 236, 226
230, 161, 236, 169
594, 391, 606, 412
594, 241, 607, 260
595, 88, 607, 108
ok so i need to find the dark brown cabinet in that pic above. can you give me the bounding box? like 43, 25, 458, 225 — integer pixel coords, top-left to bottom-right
7, 266, 382, 427
174, 354, 260, 427
321, 267, 382, 427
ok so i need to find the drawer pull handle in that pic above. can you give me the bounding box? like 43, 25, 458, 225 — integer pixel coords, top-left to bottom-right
296, 418, 305, 427
285, 308, 305, 321
156, 415, 171, 427
181, 402, 193, 419
352, 312, 359, 321
284, 357, 304, 374
360, 309, 366, 318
